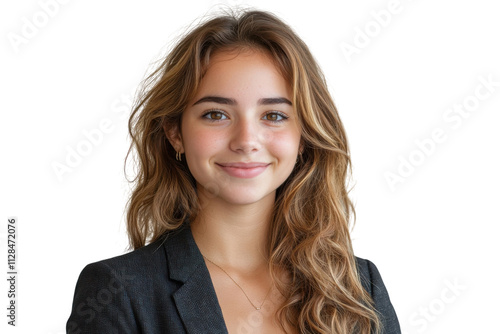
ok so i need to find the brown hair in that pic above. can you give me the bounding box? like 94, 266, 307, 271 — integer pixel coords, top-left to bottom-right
125, 9, 381, 334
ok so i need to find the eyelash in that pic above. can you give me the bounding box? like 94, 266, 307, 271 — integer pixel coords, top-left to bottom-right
202, 109, 228, 122
201, 109, 289, 123
263, 111, 289, 122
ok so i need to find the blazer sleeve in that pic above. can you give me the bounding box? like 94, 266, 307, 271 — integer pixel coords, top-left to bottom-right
357, 258, 401, 334
66, 261, 139, 334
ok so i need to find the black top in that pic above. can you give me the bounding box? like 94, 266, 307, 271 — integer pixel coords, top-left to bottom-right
67, 224, 401, 333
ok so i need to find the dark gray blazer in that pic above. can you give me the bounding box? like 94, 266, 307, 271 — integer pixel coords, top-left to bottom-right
67, 224, 401, 333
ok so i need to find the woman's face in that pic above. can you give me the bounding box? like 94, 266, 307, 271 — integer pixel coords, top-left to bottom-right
170, 49, 301, 207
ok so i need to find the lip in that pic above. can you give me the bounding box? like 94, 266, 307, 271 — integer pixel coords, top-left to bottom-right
216, 162, 270, 178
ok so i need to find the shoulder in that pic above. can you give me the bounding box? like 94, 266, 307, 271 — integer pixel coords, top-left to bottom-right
73, 234, 170, 291
355, 257, 388, 297
355, 257, 402, 334
66, 231, 186, 334
85, 234, 170, 275
76, 225, 195, 280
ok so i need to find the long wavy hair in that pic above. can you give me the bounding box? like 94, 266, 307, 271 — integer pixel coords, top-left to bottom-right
125, 9, 381, 334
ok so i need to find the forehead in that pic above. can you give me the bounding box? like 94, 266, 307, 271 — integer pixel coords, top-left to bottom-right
194, 49, 291, 101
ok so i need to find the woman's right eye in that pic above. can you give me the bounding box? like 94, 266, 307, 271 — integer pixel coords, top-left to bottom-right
202, 110, 227, 121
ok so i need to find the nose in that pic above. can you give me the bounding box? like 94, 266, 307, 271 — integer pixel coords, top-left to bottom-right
229, 118, 262, 154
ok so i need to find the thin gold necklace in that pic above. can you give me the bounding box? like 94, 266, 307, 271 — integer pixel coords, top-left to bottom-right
202, 255, 273, 311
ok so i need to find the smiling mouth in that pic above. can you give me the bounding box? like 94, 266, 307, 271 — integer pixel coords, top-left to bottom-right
216, 162, 270, 178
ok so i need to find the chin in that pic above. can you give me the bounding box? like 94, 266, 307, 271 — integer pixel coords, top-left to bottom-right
207, 188, 276, 207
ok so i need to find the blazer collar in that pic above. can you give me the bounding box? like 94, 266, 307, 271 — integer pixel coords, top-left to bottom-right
163, 224, 228, 334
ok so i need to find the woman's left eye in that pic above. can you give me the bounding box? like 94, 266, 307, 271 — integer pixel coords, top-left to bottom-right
262, 112, 288, 122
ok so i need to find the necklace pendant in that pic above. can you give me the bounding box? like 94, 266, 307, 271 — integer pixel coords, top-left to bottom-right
256, 307, 261, 310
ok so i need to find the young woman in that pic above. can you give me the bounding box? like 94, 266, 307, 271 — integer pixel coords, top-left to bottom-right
67, 9, 401, 334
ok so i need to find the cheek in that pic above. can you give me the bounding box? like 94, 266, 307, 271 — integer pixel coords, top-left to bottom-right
265, 130, 301, 161
183, 128, 225, 157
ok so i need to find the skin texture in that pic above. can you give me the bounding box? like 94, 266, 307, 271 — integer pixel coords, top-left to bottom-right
166, 49, 301, 333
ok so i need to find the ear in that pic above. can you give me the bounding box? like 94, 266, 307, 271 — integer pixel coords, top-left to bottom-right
163, 121, 184, 153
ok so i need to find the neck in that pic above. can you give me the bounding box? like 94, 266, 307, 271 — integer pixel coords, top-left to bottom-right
191, 192, 274, 273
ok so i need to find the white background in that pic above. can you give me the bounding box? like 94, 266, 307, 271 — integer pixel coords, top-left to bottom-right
1, 0, 499, 333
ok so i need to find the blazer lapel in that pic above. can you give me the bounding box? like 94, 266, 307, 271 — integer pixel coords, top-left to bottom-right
165, 225, 228, 334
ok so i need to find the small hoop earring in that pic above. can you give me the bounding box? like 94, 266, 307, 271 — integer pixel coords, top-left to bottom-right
176, 151, 182, 161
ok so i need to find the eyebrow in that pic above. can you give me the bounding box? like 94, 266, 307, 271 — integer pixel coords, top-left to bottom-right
192, 95, 292, 106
